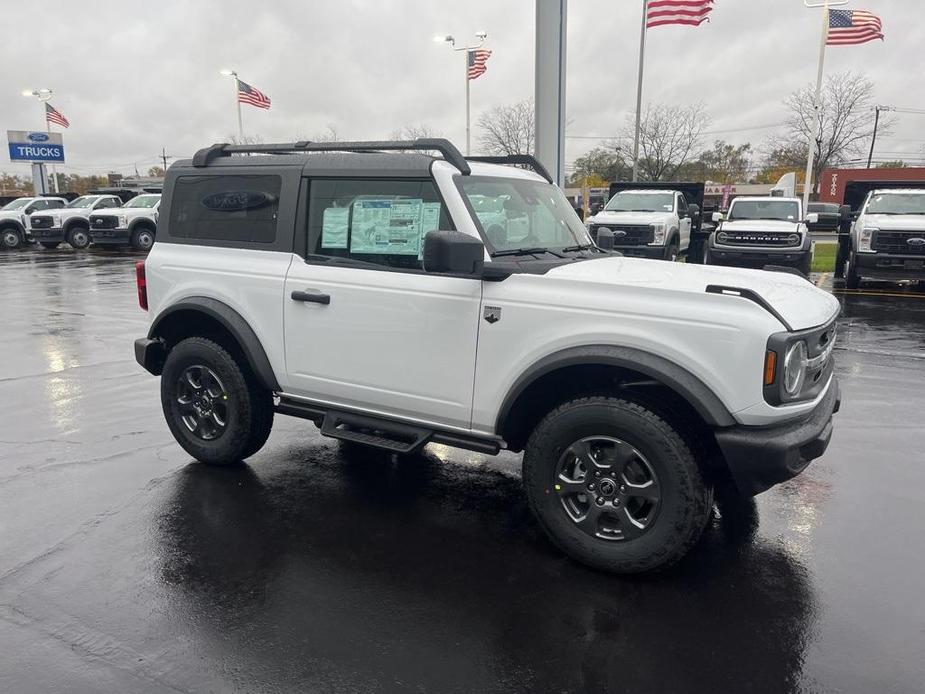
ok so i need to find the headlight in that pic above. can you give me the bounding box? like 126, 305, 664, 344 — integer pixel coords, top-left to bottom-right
119, 215, 128, 227
787, 234, 800, 245
783, 341, 808, 396
858, 226, 876, 252
650, 223, 667, 245
717, 231, 729, 243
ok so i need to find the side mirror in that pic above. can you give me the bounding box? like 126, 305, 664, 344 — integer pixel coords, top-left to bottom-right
422, 230, 484, 275
839, 205, 852, 221
805, 213, 820, 225
712, 212, 724, 223
689, 204, 700, 219
24, 206, 36, 215
596, 228, 615, 251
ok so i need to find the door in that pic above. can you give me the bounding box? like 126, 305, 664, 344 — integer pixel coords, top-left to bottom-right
283, 178, 482, 431
677, 194, 692, 250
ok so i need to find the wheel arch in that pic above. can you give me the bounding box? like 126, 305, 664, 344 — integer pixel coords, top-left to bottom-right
65, 217, 89, 232
148, 297, 280, 391
496, 345, 735, 452
131, 218, 157, 233
0, 219, 26, 234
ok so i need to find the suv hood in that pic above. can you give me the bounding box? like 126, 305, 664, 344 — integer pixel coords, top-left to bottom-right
588, 211, 671, 226
545, 256, 838, 331
721, 219, 801, 232
861, 213, 925, 229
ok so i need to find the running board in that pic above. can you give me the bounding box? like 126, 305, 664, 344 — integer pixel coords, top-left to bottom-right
274, 397, 502, 455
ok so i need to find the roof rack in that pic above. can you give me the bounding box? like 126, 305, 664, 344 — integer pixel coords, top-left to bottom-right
191, 138, 471, 175
465, 155, 553, 183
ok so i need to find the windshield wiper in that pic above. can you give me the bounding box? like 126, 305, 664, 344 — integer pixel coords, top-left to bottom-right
491, 247, 565, 258
561, 244, 596, 253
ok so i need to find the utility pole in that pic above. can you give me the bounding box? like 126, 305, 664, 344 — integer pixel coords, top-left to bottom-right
866, 106, 895, 168
160, 147, 173, 173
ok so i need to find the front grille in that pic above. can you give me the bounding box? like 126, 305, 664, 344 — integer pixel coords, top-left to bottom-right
90, 216, 118, 229
590, 224, 654, 246
30, 215, 54, 229
873, 230, 925, 256
717, 231, 800, 247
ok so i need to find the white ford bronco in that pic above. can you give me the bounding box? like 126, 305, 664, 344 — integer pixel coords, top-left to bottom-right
89, 193, 161, 250
30, 193, 123, 249
134, 139, 841, 573
706, 197, 818, 276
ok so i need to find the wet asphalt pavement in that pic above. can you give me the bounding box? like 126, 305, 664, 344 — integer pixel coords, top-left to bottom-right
1, 248, 924, 694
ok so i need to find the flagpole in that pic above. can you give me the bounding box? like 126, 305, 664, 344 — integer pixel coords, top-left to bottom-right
234, 75, 244, 142
46, 113, 60, 195
465, 51, 472, 155
802, 0, 831, 212
631, 0, 648, 182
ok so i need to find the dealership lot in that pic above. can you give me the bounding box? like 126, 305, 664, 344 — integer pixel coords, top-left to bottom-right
0, 248, 923, 693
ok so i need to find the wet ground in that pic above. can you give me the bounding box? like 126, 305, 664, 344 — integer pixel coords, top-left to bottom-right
1, 246, 923, 694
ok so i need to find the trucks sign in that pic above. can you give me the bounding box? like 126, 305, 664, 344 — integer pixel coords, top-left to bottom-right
7, 130, 65, 163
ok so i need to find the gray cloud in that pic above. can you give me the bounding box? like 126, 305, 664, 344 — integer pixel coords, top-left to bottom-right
1, 0, 919, 177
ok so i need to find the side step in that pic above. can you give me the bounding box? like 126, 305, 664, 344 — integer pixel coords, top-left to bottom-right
321, 411, 430, 454
275, 396, 503, 455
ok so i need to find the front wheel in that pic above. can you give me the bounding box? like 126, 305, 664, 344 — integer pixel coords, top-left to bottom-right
845, 252, 861, 289
664, 239, 680, 262
798, 253, 812, 278
67, 227, 91, 249
161, 337, 274, 465
130, 227, 155, 251
1, 228, 22, 249
523, 396, 713, 574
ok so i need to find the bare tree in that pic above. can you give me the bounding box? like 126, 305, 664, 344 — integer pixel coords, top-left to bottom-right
226, 134, 264, 145
390, 124, 441, 141
617, 102, 710, 181
783, 71, 887, 182
477, 99, 535, 156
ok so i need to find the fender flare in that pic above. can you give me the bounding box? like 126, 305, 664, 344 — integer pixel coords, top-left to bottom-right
148, 296, 280, 391
65, 217, 89, 233
495, 344, 736, 432
0, 219, 26, 234
129, 219, 157, 238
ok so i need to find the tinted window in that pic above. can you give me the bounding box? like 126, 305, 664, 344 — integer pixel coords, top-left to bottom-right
96, 198, 121, 209
307, 179, 453, 270
169, 175, 281, 243
677, 195, 688, 214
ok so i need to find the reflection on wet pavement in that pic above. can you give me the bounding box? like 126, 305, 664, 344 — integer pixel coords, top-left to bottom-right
1, 248, 923, 693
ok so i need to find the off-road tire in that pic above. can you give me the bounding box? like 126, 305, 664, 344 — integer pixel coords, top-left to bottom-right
130, 227, 155, 251
845, 252, 861, 290
1, 228, 22, 249
67, 226, 91, 249
161, 337, 273, 465
523, 396, 713, 574
39, 242, 60, 249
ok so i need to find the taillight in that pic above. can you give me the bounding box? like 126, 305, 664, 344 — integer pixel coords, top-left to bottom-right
135, 261, 148, 311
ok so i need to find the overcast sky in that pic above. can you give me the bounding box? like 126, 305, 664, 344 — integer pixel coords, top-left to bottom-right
1, 0, 920, 178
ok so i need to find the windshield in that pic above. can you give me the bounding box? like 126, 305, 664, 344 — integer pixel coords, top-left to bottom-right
67, 196, 97, 208
604, 192, 674, 213
1, 198, 31, 211
866, 193, 925, 215
729, 200, 799, 222
458, 176, 592, 254
124, 195, 160, 209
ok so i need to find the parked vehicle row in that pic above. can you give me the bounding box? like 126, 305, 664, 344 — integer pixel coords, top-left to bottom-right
0, 192, 160, 251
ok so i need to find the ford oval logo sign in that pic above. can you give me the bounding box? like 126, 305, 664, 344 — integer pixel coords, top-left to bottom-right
906, 238, 925, 246
27, 132, 50, 142
201, 191, 274, 211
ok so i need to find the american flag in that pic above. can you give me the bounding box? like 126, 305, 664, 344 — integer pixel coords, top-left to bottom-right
646, 0, 714, 29
45, 103, 69, 129
237, 80, 271, 109
467, 49, 492, 81
827, 9, 883, 46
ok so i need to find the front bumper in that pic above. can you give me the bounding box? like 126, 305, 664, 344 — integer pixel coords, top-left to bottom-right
613, 245, 666, 259
708, 245, 810, 269
855, 253, 925, 280
30, 228, 65, 243
90, 228, 131, 245
715, 378, 840, 496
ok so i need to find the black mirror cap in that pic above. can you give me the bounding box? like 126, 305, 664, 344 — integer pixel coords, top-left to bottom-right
689, 204, 701, 218
422, 230, 485, 275
596, 228, 615, 251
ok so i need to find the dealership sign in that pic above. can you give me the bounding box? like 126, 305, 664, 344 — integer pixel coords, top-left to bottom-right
7, 130, 65, 163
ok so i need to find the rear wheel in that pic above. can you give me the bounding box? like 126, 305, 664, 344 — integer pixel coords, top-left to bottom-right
1, 228, 22, 249
67, 226, 91, 249
845, 251, 861, 289
523, 396, 713, 574
161, 337, 273, 465
39, 242, 60, 249
130, 227, 155, 251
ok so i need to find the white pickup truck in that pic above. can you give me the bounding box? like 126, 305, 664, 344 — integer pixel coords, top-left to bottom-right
0, 196, 68, 249
585, 189, 697, 261
89, 193, 161, 250
29, 194, 123, 249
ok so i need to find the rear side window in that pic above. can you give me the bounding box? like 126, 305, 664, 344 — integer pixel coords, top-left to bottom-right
169, 174, 281, 243
306, 179, 453, 270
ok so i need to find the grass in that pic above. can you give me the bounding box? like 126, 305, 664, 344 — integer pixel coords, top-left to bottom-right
812, 242, 837, 273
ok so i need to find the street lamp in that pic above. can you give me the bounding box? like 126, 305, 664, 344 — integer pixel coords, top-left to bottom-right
22, 88, 59, 193
219, 69, 243, 142
434, 30, 488, 155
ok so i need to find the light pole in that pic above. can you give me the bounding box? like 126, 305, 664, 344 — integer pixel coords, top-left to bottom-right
21, 88, 59, 193
866, 105, 895, 169
220, 69, 244, 142
434, 31, 488, 155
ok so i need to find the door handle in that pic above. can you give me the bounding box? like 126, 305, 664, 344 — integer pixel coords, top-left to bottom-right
291, 289, 331, 305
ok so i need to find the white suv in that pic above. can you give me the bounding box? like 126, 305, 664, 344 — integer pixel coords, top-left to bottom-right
134, 139, 841, 574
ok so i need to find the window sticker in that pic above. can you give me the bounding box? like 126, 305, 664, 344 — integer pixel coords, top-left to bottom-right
418, 202, 442, 259
351, 199, 426, 256
321, 207, 349, 248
